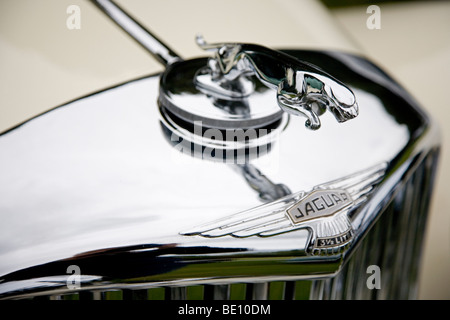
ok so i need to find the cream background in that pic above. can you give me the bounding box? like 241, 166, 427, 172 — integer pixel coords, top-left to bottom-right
0, 0, 448, 299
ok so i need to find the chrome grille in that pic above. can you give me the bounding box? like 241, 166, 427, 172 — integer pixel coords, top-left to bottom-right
316, 149, 439, 300
33, 281, 307, 300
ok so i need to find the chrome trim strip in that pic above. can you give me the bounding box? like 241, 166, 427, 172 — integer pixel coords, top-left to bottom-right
91, 0, 181, 66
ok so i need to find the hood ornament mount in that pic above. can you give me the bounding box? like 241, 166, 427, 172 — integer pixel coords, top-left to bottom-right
92, 0, 358, 133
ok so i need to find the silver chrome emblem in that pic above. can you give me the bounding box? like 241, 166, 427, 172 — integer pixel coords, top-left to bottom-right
286, 189, 352, 224
195, 35, 359, 130
182, 163, 387, 255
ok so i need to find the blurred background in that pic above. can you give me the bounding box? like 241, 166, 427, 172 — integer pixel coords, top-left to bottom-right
0, 0, 448, 299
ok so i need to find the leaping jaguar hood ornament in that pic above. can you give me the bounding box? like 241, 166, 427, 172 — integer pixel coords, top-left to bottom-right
194, 35, 359, 130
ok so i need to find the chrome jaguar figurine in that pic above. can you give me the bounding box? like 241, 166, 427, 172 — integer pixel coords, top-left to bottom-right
195, 35, 359, 130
